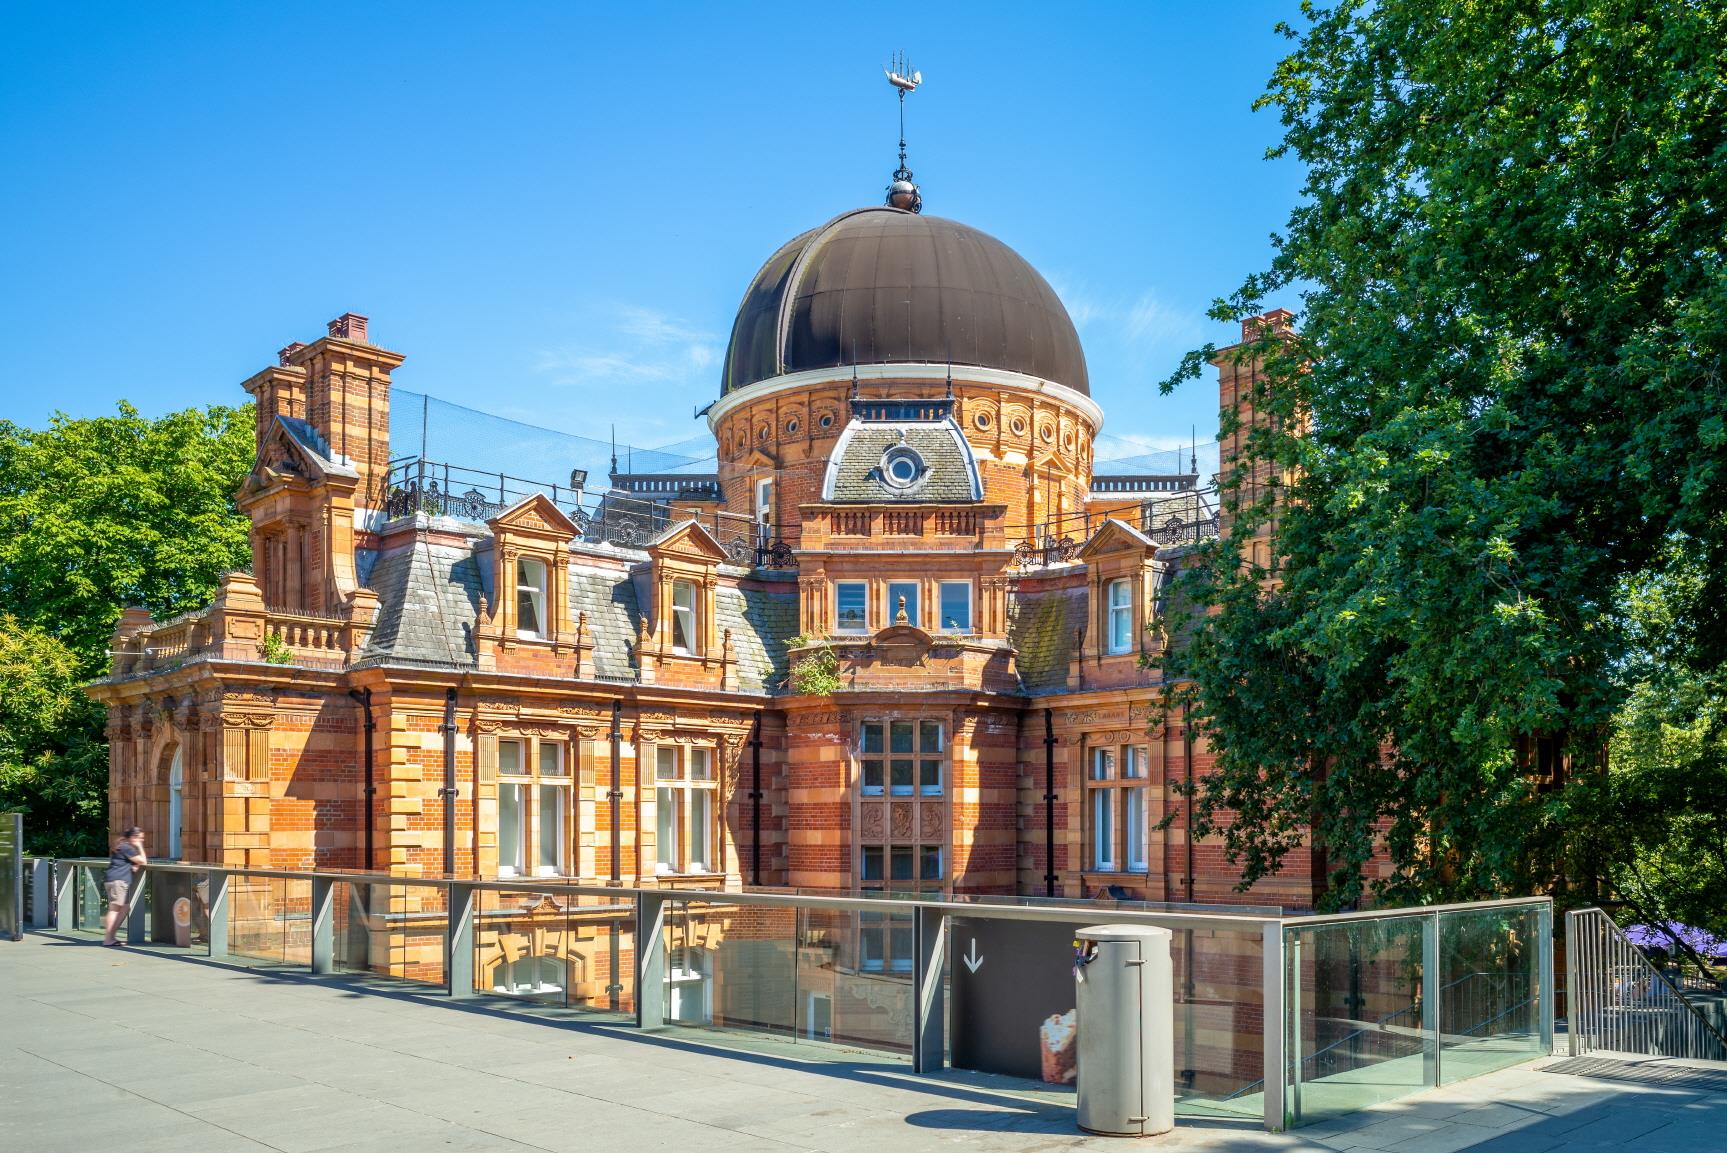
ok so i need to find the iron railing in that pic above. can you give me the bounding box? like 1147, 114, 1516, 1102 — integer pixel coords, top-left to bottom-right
1566, 907, 1727, 1061
380, 457, 1216, 573
379, 457, 797, 569
1005, 493, 1220, 569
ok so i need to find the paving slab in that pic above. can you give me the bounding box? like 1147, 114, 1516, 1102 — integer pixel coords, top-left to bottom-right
4, 932, 1722, 1153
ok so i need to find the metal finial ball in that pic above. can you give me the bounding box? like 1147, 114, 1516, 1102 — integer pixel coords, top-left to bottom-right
887, 179, 922, 213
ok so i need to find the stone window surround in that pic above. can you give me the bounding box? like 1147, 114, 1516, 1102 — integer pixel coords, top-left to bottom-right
649, 743, 719, 876
858, 718, 945, 798
826, 576, 977, 635
495, 734, 572, 879
1086, 742, 1150, 875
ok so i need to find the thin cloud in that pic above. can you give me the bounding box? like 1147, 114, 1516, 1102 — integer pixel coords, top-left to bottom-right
1049, 279, 1207, 349
535, 306, 721, 388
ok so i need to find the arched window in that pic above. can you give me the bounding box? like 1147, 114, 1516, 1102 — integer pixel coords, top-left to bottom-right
492, 954, 565, 996
167, 748, 184, 860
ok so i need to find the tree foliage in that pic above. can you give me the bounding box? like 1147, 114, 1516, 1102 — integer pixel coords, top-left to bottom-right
1596, 546, 1727, 942
1160, 0, 1727, 909
0, 403, 253, 853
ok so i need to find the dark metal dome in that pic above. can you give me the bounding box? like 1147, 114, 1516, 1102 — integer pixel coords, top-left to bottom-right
721, 207, 1089, 396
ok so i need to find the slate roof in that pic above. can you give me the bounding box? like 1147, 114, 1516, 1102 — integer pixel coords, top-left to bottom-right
568, 566, 641, 680
277, 415, 357, 478
1007, 583, 1088, 694
362, 536, 486, 665
717, 585, 799, 690
822, 419, 981, 503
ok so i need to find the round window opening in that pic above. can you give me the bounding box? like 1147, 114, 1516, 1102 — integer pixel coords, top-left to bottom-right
975, 411, 993, 430
1010, 417, 1028, 436
819, 413, 834, 429
786, 417, 800, 434
881, 448, 924, 488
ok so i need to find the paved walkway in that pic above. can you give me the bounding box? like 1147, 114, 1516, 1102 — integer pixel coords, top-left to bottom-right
2, 933, 1721, 1152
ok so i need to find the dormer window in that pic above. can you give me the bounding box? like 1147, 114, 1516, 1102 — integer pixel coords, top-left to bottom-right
671, 579, 698, 654
516, 557, 548, 639
1107, 578, 1134, 654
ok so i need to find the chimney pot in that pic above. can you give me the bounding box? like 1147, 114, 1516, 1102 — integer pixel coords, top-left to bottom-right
278, 341, 308, 366
328, 313, 369, 343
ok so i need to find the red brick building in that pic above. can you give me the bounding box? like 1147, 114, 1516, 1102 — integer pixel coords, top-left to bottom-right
90, 201, 1320, 940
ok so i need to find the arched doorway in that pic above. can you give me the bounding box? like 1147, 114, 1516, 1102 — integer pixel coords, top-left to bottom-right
166, 748, 183, 860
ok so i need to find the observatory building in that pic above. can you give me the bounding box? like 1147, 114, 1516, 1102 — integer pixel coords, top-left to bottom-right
89, 89, 1311, 1004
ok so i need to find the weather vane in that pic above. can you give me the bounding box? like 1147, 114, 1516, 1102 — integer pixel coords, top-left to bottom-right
884, 51, 923, 213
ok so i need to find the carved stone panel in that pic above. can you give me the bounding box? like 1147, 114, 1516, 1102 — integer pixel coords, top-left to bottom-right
890, 802, 913, 840
919, 803, 945, 842
860, 803, 885, 843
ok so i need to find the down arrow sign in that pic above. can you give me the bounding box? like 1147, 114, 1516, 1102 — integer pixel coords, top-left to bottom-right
962, 937, 984, 974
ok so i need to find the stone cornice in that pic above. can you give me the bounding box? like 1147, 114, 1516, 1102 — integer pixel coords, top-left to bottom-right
705, 364, 1105, 433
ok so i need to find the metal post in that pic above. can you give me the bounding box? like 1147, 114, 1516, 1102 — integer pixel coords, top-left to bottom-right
1042, 708, 1057, 897
1422, 914, 1440, 1088
440, 689, 458, 877
609, 702, 624, 884
125, 870, 148, 945
1565, 908, 1580, 1057
54, 859, 75, 931
206, 870, 229, 960
447, 882, 476, 998
748, 713, 763, 886
1262, 920, 1287, 1132
309, 876, 335, 974
28, 858, 51, 929
913, 905, 947, 1073
1538, 901, 1555, 1056
635, 891, 668, 1031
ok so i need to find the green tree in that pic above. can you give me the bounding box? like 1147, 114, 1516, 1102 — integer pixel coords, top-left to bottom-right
0, 403, 254, 852
1160, 1, 1727, 909
1595, 547, 1727, 947
0, 617, 110, 856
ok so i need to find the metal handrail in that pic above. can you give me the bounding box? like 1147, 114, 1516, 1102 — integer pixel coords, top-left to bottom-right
52, 858, 1281, 933
1566, 906, 1727, 1061
50, 858, 1550, 931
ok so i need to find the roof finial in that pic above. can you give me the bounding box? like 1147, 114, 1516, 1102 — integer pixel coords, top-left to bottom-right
884, 52, 923, 213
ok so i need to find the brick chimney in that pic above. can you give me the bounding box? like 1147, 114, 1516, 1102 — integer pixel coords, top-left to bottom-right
241, 360, 310, 453
297, 313, 405, 506
327, 312, 368, 343
1213, 310, 1298, 573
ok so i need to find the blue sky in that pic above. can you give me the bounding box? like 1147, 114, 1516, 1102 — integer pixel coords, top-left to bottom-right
0, 2, 1303, 470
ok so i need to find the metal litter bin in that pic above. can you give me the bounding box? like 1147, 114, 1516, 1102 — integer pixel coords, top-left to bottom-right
1074, 924, 1174, 1137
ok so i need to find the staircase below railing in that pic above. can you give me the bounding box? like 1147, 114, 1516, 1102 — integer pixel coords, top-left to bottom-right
1566, 907, 1727, 1061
